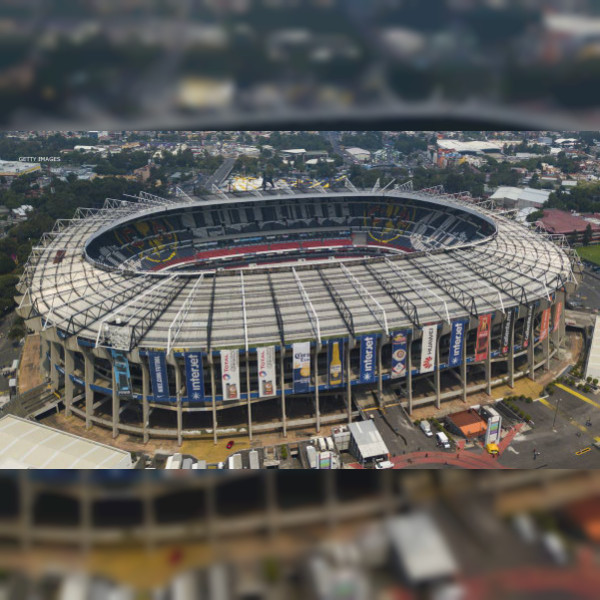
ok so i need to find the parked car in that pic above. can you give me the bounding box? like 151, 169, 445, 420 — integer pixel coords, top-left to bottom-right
419, 420, 433, 437
375, 460, 394, 469
436, 431, 451, 449
226, 440, 234, 450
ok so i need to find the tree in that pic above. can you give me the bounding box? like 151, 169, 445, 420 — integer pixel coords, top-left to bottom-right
583, 223, 593, 246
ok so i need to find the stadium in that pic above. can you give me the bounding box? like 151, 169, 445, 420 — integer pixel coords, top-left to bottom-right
16, 183, 578, 444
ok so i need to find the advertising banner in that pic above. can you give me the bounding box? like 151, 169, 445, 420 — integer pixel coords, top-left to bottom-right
553, 301, 563, 333
448, 320, 467, 367
523, 304, 534, 348
220, 349, 240, 400
360, 335, 377, 383
184, 352, 205, 403
540, 307, 551, 341
148, 350, 169, 402
420, 325, 437, 373
111, 348, 132, 399
257, 346, 277, 397
475, 314, 492, 362
501, 309, 515, 355
391, 331, 409, 378
327, 339, 344, 387
293, 342, 311, 393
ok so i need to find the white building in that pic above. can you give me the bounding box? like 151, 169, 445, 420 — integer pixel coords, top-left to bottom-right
490, 186, 551, 209
345, 147, 371, 162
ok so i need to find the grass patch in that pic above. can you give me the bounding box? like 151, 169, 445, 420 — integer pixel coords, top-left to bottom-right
577, 245, 600, 266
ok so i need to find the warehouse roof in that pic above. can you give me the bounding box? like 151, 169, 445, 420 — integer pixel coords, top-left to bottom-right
0, 415, 133, 469
348, 420, 389, 460
490, 186, 551, 206
537, 209, 600, 235
388, 512, 458, 585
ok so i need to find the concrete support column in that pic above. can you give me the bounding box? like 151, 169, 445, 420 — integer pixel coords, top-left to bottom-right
508, 316, 515, 389
280, 347, 287, 437
64, 345, 74, 417
407, 337, 413, 414
111, 359, 119, 439
142, 475, 156, 550
175, 358, 182, 447
209, 356, 218, 446
314, 344, 320, 433
80, 471, 93, 551
19, 471, 33, 550
84, 351, 94, 430
528, 310, 536, 381
485, 326, 492, 396
246, 350, 253, 442
377, 336, 383, 404
435, 333, 441, 409
346, 339, 352, 424
142, 360, 150, 444
545, 313, 551, 371
265, 470, 278, 539
50, 341, 59, 392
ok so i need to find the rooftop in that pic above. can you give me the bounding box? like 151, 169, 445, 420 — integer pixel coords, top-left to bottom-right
348, 420, 389, 459
490, 186, 551, 206
0, 415, 133, 469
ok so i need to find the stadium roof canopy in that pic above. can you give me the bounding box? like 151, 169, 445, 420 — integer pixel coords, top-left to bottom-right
0, 415, 133, 468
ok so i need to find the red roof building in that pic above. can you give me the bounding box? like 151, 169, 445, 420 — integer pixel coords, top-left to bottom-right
536, 209, 600, 236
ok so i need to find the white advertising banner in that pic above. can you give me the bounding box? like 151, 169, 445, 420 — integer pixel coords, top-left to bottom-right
220, 349, 240, 400
420, 325, 437, 374
257, 346, 276, 397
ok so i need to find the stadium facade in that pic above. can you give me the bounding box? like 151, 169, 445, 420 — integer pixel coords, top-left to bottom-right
16, 185, 578, 444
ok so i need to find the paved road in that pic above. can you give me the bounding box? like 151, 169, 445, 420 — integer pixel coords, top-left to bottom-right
572, 268, 600, 312
498, 385, 600, 468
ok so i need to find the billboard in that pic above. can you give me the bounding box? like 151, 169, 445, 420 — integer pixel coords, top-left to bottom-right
148, 350, 169, 402
553, 301, 563, 333
420, 325, 437, 373
448, 320, 467, 367
293, 342, 311, 393
111, 349, 132, 399
220, 349, 240, 400
360, 335, 377, 383
257, 346, 276, 397
501, 309, 515, 355
327, 339, 344, 387
484, 415, 502, 446
184, 351, 205, 403
391, 331, 409, 378
475, 314, 492, 362
540, 307, 551, 342
523, 304, 535, 348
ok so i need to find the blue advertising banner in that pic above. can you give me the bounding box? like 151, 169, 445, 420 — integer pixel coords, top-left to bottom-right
391, 331, 408, 379
148, 350, 169, 401
360, 335, 376, 383
327, 339, 344, 387
448, 320, 468, 367
293, 342, 311, 393
184, 351, 206, 402
111, 348, 132, 398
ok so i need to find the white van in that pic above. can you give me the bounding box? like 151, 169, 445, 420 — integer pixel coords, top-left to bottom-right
436, 431, 451, 449
419, 420, 433, 437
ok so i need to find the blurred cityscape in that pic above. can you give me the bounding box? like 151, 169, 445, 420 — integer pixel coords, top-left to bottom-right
8, 1, 600, 128
0, 470, 597, 599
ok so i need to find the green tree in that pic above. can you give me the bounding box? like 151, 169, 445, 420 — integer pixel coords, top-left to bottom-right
583, 223, 593, 246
